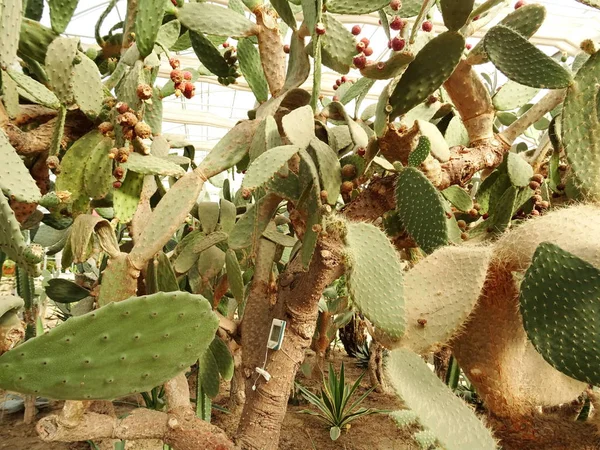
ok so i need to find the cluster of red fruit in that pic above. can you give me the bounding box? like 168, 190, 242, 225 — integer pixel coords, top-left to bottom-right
169, 58, 195, 99
332, 75, 352, 91
350, 26, 371, 69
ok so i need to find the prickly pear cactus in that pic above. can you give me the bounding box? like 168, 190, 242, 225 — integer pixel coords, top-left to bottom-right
0, 0, 600, 449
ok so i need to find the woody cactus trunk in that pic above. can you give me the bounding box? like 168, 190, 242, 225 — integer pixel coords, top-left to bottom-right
1, 0, 600, 448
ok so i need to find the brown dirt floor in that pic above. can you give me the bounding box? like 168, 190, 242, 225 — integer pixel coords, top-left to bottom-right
0, 350, 418, 450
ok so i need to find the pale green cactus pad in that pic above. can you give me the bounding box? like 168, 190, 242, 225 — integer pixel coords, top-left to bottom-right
0, 291, 218, 400
0, 130, 42, 203
492, 80, 540, 111
123, 153, 186, 178
562, 50, 600, 200
520, 242, 600, 385
242, 145, 301, 191
326, 0, 389, 14
177, 3, 259, 38
484, 25, 572, 89
399, 246, 491, 354
345, 222, 406, 340
135, 0, 165, 57
387, 348, 497, 450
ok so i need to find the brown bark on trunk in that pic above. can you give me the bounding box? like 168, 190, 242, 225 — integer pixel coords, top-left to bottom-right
236, 240, 345, 450
368, 341, 388, 394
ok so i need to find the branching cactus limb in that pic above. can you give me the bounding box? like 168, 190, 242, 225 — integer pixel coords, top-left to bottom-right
443, 59, 495, 144
236, 231, 346, 449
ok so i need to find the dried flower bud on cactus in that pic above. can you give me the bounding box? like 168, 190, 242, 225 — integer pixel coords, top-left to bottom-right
134, 122, 153, 139
422, 20, 433, 32
46, 155, 60, 170
169, 57, 180, 69
351, 25, 361, 35
170, 69, 183, 84
118, 112, 138, 127
341, 181, 354, 193
315, 22, 326, 35
98, 122, 114, 135
389, 0, 401, 11
113, 166, 125, 180
113, 180, 122, 189
116, 147, 130, 163
283, 44, 290, 53
136, 83, 153, 100
116, 102, 129, 114
108, 148, 118, 159
183, 71, 192, 81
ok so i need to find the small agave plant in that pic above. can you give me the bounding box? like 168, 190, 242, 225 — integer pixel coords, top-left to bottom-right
296, 363, 380, 441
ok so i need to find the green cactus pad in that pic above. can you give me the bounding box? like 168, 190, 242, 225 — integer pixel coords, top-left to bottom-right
414, 430, 437, 449
492, 80, 540, 111
562, 51, 600, 200
340, 77, 376, 105
189, 31, 232, 78
309, 138, 341, 205
0, 295, 23, 319
228, 194, 279, 250
56, 130, 104, 210
225, 249, 244, 303
116, 60, 144, 112
123, 153, 186, 178
242, 145, 301, 191
7, 69, 60, 109
389, 31, 464, 118
270, 0, 297, 29
440, 0, 475, 31
408, 136, 431, 167
0, 192, 42, 276
83, 136, 113, 200
400, 246, 491, 353
135, 0, 165, 57
177, 3, 259, 38
389, 409, 419, 428
505, 152, 533, 187
155, 19, 181, 51
0, 291, 218, 400
18, 18, 58, 65
45, 36, 78, 105
237, 38, 269, 103
476, 184, 516, 235
45, 278, 90, 304
484, 26, 572, 89
145, 252, 179, 294
0, 131, 42, 203
249, 115, 280, 162
113, 171, 144, 223
467, 3, 546, 65
444, 116, 469, 147
298, 152, 322, 268
396, 168, 451, 254
0, 0, 22, 66
282, 105, 314, 148
199, 119, 260, 177
441, 185, 473, 212
47, 0, 77, 34
520, 242, 600, 385
345, 222, 405, 339
72, 51, 104, 118
320, 13, 358, 69
360, 52, 414, 80
387, 348, 497, 450
326, 0, 389, 14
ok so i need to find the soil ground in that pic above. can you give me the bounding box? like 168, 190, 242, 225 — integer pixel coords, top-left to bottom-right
0, 349, 417, 450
